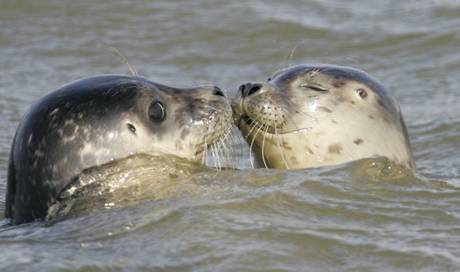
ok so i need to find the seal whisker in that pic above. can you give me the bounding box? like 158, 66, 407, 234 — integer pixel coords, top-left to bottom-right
231, 125, 244, 168
230, 127, 241, 168
215, 140, 225, 170
6, 74, 235, 224
209, 142, 216, 168
109, 46, 138, 76
202, 136, 208, 165
245, 118, 260, 140
210, 140, 221, 170
231, 63, 415, 170
284, 41, 305, 69
274, 126, 290, 169
220, 127, 236, 168
218, 128, 230, 165
218, 125, 234, 168
223, 128, 236, 168
261, 124, 269, 169
211, 142, 222, 170
249, 121, 263, 169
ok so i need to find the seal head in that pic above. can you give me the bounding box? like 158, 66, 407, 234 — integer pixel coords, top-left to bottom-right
6, 75, 232, 224
233, 64, 414, 169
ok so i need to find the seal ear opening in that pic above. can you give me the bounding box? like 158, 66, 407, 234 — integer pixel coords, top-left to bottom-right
356, 88, 368, 99
126, 123, 137, 135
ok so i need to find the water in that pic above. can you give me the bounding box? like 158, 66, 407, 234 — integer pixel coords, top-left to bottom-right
1, 0, 460, 270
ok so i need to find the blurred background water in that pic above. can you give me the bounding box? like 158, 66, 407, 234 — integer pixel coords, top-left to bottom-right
1, 0, 460, 271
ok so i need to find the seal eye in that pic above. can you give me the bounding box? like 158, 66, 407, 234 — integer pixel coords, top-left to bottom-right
356, 88, 367, 98
300, 84, 329, 92
148, 101, 166, 122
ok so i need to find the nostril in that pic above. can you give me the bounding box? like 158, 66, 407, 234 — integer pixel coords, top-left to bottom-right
247, 84, 261, 96
240, 83, 263, 97
213, 87, 225, 97
238, 84, 246, 96
214, 90, 225, 97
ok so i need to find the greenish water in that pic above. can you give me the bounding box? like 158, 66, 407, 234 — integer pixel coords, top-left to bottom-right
1, 0, 460, 271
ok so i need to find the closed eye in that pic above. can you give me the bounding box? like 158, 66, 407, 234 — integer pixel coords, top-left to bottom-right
300, 84, 329, 92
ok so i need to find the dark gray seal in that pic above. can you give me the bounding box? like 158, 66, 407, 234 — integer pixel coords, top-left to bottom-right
6, 75, 232, 224
232, 64, 415, 169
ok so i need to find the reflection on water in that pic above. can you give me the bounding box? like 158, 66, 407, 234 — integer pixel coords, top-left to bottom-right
1, 0, 460, 270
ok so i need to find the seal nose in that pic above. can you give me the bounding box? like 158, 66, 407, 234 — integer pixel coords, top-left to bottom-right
212, 86, 225, 97
239, 83, 262, 98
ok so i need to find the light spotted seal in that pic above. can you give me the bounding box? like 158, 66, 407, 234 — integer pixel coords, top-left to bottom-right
232, 64, 414, 170
5, 75, 232, 224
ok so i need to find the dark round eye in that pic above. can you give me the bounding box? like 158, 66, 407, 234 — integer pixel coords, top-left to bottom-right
148, 101, 166, 122
267, 77, 272, 81
356, 88, 367, 98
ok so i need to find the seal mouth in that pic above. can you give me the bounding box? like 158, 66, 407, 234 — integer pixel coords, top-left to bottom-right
239, 114, 279, 135
241, 115, 254, 127
238, 114, 308, 136
233, 93, 307, 136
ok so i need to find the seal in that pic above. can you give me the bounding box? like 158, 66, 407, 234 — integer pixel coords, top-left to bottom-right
5, 75, 232, 224
232, 64, 415, 170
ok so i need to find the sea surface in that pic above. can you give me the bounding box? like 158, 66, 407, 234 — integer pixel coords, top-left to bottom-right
1, 0, 460, 271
